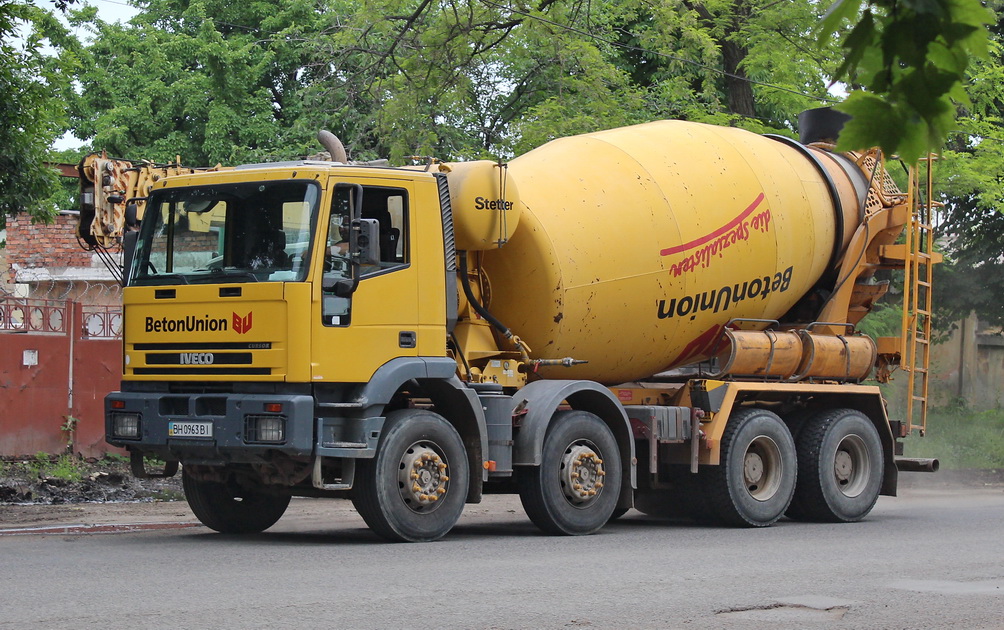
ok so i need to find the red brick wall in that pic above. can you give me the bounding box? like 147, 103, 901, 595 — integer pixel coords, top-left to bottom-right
5, 213, 110, 270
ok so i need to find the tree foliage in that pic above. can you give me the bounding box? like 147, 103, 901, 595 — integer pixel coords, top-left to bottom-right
932, 6, 1004, 331
34, 0, 846, 164
294, 0, 837, 161
820, 0, 993, 164
18, 0, 1004, 336
0, 0, 63, 227
59, 0, 332, 164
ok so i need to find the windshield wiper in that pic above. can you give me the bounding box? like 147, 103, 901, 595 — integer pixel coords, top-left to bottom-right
136, 274, 190, 285
189, 269, 260, 283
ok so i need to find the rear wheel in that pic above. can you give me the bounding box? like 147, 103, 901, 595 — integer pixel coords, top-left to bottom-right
787, 408, 883, 522
518, 410, 622, 535
702, 407, 796, 527
352, 409, 469, 542
182, 470, 290, 534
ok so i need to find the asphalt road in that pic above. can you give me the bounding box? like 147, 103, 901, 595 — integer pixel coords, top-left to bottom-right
1, 480, 1002, 629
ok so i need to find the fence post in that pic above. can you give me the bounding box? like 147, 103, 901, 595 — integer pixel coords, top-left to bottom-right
67, 300, 77, 446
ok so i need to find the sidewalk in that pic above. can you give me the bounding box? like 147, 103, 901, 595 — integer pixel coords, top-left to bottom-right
0, 500, 201, 536
0, 496, 375, 536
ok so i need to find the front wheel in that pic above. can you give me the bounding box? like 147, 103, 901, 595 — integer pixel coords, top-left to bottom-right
352, 409, 469, 542
702, 407, 796, 527
182, 470, 290, 534
787, 408, 883, 522
518, 410, 622, 535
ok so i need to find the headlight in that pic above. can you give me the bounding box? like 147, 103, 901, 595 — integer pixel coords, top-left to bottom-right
244, 415, 285, 444
111, 413, 141, 439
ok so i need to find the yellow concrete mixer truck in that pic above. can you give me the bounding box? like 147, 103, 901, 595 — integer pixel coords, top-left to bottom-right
82, 108, 939, 542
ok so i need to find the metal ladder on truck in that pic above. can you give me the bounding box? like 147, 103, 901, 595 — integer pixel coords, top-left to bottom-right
899, 155, 942, 436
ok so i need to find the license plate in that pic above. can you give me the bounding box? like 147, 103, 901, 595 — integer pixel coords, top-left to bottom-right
168, 421, 213, 438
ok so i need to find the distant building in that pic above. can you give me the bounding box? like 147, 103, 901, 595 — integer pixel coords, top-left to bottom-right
929, 314, 1004, 409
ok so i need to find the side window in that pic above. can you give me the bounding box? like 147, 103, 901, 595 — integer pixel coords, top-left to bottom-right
322, 187, 353, 326
362, 187, 408, 272
321, 185, 409, 326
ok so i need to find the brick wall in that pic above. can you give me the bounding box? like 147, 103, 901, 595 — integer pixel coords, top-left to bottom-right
5, 212, 103, 270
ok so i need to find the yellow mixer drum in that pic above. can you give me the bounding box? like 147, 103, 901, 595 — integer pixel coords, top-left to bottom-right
480, 121, 864, 384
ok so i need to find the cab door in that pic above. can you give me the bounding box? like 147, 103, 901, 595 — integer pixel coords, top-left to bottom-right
311, 176, 420, 383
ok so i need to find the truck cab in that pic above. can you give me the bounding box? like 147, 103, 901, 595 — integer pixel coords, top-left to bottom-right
108, 163, 511, 541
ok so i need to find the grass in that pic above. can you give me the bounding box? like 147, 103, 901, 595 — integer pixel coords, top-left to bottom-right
903, 405, 1004, 469
45, 454, 86, 482
0, 452, 87, 482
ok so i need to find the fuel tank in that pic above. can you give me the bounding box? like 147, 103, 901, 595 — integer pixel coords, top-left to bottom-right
475, 121, 869, 384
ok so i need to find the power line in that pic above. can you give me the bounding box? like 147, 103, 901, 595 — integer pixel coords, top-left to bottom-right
90, 0, 134, 7
480, 0, 839, 105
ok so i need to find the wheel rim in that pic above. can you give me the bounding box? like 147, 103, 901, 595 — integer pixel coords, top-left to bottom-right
397, 440, 450, 514
743, 435, 783, 502
559, 442, 607, 508
833, 434, 871, 498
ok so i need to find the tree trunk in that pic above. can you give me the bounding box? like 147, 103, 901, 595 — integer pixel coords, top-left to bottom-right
687, 1, 757, 118
722, 38, 756, 118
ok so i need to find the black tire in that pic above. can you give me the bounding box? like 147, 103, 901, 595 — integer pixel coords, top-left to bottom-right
787, 408, 884, 522
182, 469, 290, 534
518, 410, 622, 535
352, 409, 469, 542
702, 407, 796, 527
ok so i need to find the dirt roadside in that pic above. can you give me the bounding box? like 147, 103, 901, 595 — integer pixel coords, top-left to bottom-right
0, 457, 365, 532
0, 456, 189, 530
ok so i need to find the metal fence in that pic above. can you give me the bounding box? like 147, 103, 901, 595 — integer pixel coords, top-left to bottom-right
0, 297, 123, 458
0, 298, 122, 340
81, 304, 124, 339
0, 298, 69, 335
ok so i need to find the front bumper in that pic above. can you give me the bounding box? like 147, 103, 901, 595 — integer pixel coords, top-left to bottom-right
105, 391, 383, 464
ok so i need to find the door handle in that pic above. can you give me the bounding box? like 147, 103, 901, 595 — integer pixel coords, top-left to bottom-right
399, 331, 417, 348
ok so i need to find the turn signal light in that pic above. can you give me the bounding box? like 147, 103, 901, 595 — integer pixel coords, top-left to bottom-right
264, 403, 283, 413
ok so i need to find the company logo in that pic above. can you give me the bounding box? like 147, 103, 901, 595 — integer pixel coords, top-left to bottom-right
660, 193, 772, 277
233, 311, 253, 335
657, 266, 794, 321
180, 352, 215, 365
145, 315, 227, 333
474, 196, 514, 211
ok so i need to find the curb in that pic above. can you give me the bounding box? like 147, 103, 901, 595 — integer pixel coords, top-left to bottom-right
0, 521, 203, 537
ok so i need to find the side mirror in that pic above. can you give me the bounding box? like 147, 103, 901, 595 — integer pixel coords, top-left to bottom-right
352, 218, 381, 266
332, 277, 357, 298
122, 231, 139, 286
322, 272, 357, 296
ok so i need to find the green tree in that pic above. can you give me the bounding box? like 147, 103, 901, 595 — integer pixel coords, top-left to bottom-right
932, 6, 1004, 331
63, 0, 331, 164
300, 0, 837, 162
0, 0, 63, 228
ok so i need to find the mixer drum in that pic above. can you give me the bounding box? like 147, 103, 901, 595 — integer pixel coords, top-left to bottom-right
480, 121, 864, 384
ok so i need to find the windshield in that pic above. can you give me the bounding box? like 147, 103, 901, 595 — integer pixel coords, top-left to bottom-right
130, 180, 319, 285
